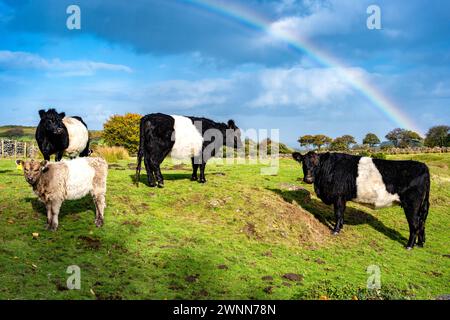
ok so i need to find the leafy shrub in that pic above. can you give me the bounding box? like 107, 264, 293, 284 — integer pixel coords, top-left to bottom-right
93, 146, 129, 163
358, 151, 371, 157
103, 113, 141, 155
371, 152, 387, 160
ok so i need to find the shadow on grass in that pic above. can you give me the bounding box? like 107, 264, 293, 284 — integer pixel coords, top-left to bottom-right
25, 196, 96, 219
268, 187, 407, 245
131, 173, 193, 186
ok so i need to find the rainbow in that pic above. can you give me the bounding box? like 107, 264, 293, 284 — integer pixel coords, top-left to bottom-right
181, 0, 423, 133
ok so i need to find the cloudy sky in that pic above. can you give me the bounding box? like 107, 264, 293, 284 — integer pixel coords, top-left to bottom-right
0, 0, 449, 146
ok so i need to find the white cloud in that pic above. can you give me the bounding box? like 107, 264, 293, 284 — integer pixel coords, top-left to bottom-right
0, 50, 133, 76
246, 66, 357, 108
267, 0, 366, 40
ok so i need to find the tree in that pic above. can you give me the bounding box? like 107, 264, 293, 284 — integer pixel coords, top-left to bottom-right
297, 135, 314, 149
424, 125, 450, 147
329, 135, 356, 151
340, 135, 356, 147
103, 113, 142, 154
385, 128, 423, 148
311, 135, 332, 150
363, 133, 380, 147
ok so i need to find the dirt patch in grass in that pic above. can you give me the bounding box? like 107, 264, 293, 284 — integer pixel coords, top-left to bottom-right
122, 220, 142, 227
78, 235, 101, 250
256, 194, 330, 246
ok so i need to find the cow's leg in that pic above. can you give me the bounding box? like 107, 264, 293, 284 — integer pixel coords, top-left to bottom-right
50, 200, 62, 231
79, 140, 90, 157
154, 163, 164, 188
45, 202, 53, 230
199, 162, 207, 183
191, 157, 199, 181
405, 210, 420, 250
417, 193, 430, 247
403, 190, 422, 250
404, 201, 420, 250
43, 153, 51, 161
93, 192, 106, 227
332, 197, 346, 235
55, 151, 64, 162
144, 157, 157, 187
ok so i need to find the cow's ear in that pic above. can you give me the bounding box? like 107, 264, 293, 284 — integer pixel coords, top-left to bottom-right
40, 160, 49, 173
227, 120, 237, 130
38, 109, 46, 119
292, 152, 303, 162
59, 112, 66, 118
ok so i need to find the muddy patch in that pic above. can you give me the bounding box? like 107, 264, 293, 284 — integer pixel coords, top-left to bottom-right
282, 273, 303, 282
78, 235, 101, 250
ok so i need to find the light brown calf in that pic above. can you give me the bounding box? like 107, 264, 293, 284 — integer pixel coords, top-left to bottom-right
17, 157, 108, 231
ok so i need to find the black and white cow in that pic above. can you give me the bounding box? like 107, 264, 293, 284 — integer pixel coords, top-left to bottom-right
292, 152, 430, 249
36, 109, 90, 162
136, 113, 243, 188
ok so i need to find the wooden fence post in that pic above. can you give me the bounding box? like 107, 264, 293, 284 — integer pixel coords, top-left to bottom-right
1, 139, 3, 158
24, 142, 27, 159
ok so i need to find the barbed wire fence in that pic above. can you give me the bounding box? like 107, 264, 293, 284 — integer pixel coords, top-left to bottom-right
0, 140, 39, 159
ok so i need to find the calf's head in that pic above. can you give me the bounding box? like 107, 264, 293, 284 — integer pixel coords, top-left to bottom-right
226, 120, 244, 149
38, 109, 66, 135
16, 159, 49, 185
292, 151, 320, 184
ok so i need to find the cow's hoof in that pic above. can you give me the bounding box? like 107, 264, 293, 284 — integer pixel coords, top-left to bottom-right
95, 219, 104, 228
157, 183, 164, 189
332, 231, 340, 236
417, 243, 424, 248
149, 183, 157, 188
191, 176, 198, 181
406, 246, 413, 250
199, 180, 206, 184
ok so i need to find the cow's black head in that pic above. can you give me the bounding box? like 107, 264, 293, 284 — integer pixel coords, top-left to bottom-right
227, 120, 244, 149
292, 151, 320, 184
39, 109, 66, 135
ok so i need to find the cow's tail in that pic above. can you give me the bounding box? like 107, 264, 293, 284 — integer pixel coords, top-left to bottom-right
419, 169, 430, 222
418, 166, 430, 242
135, 116, 146, 187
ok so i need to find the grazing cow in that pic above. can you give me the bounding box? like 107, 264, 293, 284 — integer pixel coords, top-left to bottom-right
136, 113, 243, 187
36, 109, 90, 161
292, 152, 430, 249
16, 157, 108, 231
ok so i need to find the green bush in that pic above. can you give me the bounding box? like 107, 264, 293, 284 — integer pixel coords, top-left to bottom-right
103, 113, 141, 155
371, 152, 387, 160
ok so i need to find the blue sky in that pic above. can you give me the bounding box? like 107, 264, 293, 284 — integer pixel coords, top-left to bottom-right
0, 0, 449, 146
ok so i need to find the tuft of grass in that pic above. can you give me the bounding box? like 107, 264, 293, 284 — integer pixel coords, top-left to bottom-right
93, 146, 129, 163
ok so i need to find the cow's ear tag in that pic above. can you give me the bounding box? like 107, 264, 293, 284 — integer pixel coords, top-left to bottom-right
15, 160, 23, 171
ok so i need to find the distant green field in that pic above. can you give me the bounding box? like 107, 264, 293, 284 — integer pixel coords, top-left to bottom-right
0, 126, 36, 141
0, 126, 103, 143
0, 154, 448, 300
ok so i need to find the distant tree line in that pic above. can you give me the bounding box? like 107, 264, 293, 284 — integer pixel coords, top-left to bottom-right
297, 125, 449, 151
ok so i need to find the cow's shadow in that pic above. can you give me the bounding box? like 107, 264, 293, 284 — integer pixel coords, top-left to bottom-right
268, 187, 407, 245
131, 173, 193, 186
25, 196, 96, 219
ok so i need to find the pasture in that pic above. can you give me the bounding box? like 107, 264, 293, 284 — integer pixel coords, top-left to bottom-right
0, 154, 448, 300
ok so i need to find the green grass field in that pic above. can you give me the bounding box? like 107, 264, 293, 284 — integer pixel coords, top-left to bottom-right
0, 154, 448, 300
